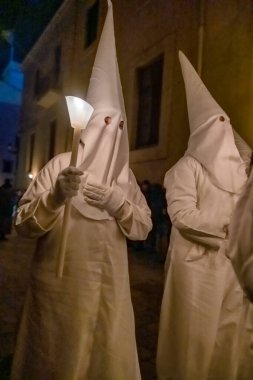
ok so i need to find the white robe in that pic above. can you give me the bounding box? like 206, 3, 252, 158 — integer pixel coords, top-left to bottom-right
228, 169, 253, 380
157, 155, 243, 380
11, 152, 152, 380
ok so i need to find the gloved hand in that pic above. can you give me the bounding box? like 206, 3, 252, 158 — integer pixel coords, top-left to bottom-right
83, 182, 125, 216
52, 166, 83, 205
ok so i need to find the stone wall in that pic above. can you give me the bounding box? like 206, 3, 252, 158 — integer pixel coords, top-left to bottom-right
17, 0, 253, 188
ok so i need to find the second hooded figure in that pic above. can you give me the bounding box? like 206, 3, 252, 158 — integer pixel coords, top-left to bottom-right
157, 51, 252, 380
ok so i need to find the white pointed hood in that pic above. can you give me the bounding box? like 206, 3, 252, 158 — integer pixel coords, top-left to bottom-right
179, 50, 248, 193
72, 0, 130, 220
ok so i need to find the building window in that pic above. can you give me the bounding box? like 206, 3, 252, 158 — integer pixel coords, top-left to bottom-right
85, 0, 99, 48
2, 160, 13, 173
29, 133, 35, 172
135, 55, 164, 149
49, 120, 57, 160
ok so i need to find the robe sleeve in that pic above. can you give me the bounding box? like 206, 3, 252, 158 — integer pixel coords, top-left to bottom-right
164, 156, 229, 249
228, 170, 253, 295
113, 171, 152, 241
15, 157, 64, 238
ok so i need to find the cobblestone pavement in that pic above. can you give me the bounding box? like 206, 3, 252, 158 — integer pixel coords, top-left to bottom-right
0, 231, 164, 380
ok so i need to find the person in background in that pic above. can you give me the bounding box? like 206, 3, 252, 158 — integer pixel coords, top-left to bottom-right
140, 180, 155, 252
11, 2, 152, 379
150, 183, 171, 262
157, 51, 251, 380
0, 178, 15, 241
140, 180, 171, 258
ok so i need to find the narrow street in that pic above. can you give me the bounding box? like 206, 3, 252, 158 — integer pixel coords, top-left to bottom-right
0, 231, 164, 380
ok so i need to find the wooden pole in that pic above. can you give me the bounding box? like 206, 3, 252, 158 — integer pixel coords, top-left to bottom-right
56, 127, 81, 278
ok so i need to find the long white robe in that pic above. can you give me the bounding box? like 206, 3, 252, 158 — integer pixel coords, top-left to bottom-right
11, 152, 152, 380
157, 155, 243, 380
228, 169, 253, 380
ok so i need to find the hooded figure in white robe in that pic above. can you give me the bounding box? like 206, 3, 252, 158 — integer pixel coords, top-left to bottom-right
157, 51, 251, 380
11, 2, 152, 379
228, 157, 253, 380
229, 160, 253, 300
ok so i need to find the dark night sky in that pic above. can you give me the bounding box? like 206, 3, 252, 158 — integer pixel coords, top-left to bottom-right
0, 0, 64, 73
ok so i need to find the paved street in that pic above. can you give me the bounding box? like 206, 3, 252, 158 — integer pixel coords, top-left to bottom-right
0, 231, 164, 380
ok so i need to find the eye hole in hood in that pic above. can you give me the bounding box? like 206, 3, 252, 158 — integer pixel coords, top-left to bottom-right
104, 116, 112, 125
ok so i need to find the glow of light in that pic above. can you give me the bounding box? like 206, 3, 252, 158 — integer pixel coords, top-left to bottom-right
28, 172, 33, 179
65, 96, 94, 129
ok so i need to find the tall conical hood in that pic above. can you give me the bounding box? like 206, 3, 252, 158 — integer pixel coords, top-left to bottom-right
179, 50, 247, 193
179, 50, 229, 131
72, 0, 130, 220
85, 0, 126, 115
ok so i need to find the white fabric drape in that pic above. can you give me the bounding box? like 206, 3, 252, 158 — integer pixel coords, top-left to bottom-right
11, 152, 152, 380
228, 169, 253, 380
157, 156, 243, 380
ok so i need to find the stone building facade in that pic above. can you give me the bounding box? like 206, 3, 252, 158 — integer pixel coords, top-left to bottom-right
16, 0, 253, 189
0, 60, 23, 186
